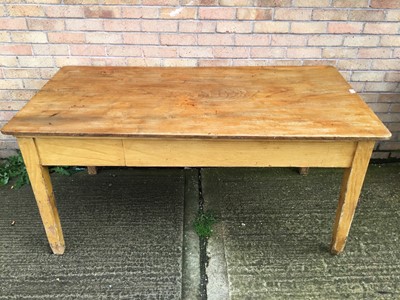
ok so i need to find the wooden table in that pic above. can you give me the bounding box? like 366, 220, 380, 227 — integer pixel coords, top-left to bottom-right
1, 66, 391, 255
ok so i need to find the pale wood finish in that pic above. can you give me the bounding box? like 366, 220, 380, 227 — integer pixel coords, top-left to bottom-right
34, 137, 356, 168
87, 166, 97, 175
123, 139, 356, 168
2, 66, 391, 141
330, 141, 375, 254
299, 167, 310, 175
1, 66, 391, 255
17, 137, 65, 255
35, 138, 125, 166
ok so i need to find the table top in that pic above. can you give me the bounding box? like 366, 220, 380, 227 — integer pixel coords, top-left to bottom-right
1, 66, 391, 140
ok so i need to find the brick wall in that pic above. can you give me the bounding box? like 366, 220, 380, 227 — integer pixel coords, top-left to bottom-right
0, 0, 399, 159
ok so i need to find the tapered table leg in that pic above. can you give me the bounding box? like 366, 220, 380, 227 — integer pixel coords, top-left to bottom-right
299, 167, 309, 175
330, 141, 374, 254
87, 166, 97, 175
18, 137, 65, 255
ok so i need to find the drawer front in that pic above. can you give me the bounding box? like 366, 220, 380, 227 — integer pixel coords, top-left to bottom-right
35, 138, 125, 166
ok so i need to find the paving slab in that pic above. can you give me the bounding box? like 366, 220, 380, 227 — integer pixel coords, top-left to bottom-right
0, 168, 194, 299
204, 165, 400, 299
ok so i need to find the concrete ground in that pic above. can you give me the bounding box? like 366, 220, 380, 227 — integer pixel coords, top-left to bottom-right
0, 164, 399, 299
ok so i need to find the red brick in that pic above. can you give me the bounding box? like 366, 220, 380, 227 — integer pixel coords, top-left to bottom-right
0, 90, 36, 101
27, 19, 65, 31
106, 45, 142, 57
65, 19, 104, 31
142, 0, 179, 5
179, 47, 213, 58
328, 22, 363, 34
323, 48, 357, 58
0, 45, 32, 55
351, 71, 385, 82
121, 7, 158, 18
217, 21, 252, 33
23, 79, 47, 90
86, 32, 122, 44
160, 7, 197, 19
126, 58, 162, 67
213, 47, 248, 58
394, 49, 400, 58
104, 20, 141, 31
385, 72, 400, 82
123, 33, 159, 45
143, 46, 178, 57
181, 0, 218, 5
287, 47, 321, 58
160, 33, 196, 45
237, 8, 272, 20
91, 57, 128, 66
8, 5, 45, 16
0, 101, 26, 110
0, 32, 10, 43
256, 0, 292, 7
55, 57, 91, 67
378, 94, 399, 103
179, 21, 216, 33
103, 0, 140, 4
343, 35, 380, 46
293, 0, 330, 7
271, 35, 307, 46
48, 32, 85, 43
370, 0, 400, 8
386, 10, 400, 21
303, 60, 336, 66
44, 5, 85, 18
40, 68, 58, 79
312, 9, 348, 21
391, 103, 400, 112
250, 47, 285, 58
1, 57, 19, 67
198, 34, 234, 45
198, 59, 231, 67
70, 45, 106, 56
372, 60, 400, 70
275, 8, 311, 20
84, 6, 120, 18
308, 35, 343, 46
11, 32, 48, 43
163, 59, 197, 67
367, 102, 391, 112
332, 0, 369, 7
0, 79, 24, 90
0, 18, 27, 30
142, 20, 178, 32
349, 10, 385, 21
337, 59, 371, 70
199, 7, 236, 20
254, 22, 290, 33
364, 23, 399, 34
235, 34, 269, 46
18, 57, 55, 68
380, 36, 400, 46
358, 48, 392, 59
220, 0, 252, 5
291, 22, 327, 33
4, 68, 40, 79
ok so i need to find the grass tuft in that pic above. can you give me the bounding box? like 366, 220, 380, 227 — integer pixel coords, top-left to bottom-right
194, 210, 217, 238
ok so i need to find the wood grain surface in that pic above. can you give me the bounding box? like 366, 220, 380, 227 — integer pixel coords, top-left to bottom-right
1, 66, 391, 140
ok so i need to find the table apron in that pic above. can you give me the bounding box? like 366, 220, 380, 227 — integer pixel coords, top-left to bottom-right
29, 137, 358, 168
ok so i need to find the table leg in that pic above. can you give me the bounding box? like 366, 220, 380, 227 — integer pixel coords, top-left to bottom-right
299, 167, 309, 175
87, 166, 97, 175
18, 137, 65, 255
330, 141, 374, 254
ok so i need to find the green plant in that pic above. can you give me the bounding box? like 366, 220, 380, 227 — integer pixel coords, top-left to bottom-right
194, 210, 217, 238
0, 152, 80, 189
